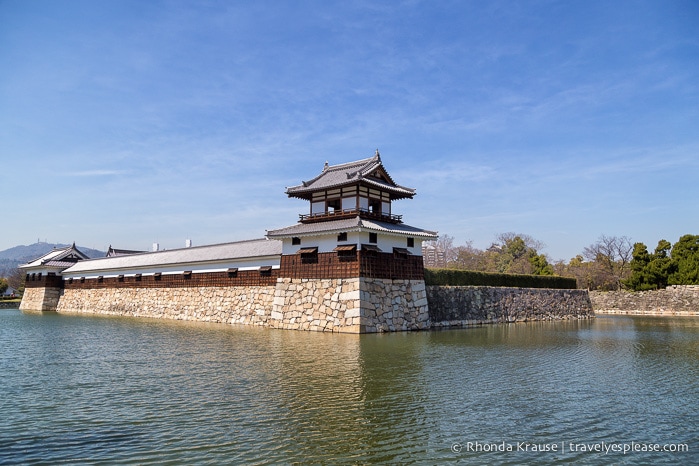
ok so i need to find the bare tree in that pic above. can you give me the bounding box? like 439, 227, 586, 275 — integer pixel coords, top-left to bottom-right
452, 241, 489, 271
423, 234, 457, 267
583, 235, 633, 290
495, 232, 545, 252
6, 266, 25, 293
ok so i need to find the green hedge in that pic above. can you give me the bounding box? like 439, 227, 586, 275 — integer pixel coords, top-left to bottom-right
424, 268, 578, 289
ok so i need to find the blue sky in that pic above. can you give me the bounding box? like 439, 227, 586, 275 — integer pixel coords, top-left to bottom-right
1, 0, 697, 261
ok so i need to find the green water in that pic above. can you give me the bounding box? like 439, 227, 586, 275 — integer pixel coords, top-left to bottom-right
0, 310, 697, 464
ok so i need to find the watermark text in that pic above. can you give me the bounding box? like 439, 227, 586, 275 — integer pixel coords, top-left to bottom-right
451, 440, 689, 456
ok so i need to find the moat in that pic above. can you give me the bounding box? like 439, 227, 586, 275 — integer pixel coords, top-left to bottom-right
1, 309, 696, 464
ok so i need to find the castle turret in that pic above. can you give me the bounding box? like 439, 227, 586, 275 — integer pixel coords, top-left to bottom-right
267, 151, 437, 332
19, 243, 90, 311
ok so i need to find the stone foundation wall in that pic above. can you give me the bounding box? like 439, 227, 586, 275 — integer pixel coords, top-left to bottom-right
26, 279, 597, 332
361, 278, 430, 332
19, 286, 62, 311
56, 278, 430, 333
271, 278, 362, 332
590, 285, 699, 316
270, 278, 429, 333
57, 285, 276, 325
426, 286, 593, 328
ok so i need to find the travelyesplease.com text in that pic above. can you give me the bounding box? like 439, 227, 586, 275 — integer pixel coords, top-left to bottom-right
451, 441, 689, 455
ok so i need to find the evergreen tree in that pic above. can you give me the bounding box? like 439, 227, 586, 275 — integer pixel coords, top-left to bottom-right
669, 235, 699, 285
648, 240, 675, 289
626, 242, 653, 290
529, 253, 554, 275
625, 240, 677, 290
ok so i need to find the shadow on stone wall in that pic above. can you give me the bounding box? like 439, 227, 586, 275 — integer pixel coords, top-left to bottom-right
426, 285, 593, 328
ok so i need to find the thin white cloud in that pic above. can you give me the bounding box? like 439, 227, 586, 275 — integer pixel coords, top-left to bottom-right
65, 170, 128, 177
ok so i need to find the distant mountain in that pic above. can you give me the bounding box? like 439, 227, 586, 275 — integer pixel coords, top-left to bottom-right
0, 242, 106, 278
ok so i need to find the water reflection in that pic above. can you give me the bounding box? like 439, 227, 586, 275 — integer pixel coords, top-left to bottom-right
0, 311, 697, 464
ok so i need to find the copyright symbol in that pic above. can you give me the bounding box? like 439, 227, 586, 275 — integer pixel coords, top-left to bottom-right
451, 443, 462, 453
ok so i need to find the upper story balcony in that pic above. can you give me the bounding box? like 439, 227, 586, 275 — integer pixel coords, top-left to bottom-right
299, 208, 403, 224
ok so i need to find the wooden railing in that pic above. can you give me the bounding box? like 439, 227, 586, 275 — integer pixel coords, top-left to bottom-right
299, 208, 403, 224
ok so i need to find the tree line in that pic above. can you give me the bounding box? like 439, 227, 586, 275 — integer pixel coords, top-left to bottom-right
3, 234, 697, 293
425, 233, 699, 291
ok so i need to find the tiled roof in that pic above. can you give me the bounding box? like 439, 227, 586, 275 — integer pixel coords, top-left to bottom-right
285, 152, 415, 198
266, 216, 437, 239
43, 260, 83, 268
106, 246, 147, 257
20, 244, 90, 269
62, 238, 282, 274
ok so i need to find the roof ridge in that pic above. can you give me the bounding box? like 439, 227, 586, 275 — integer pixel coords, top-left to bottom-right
289, 156, 376, 190
286, 152, 415, 199
325, 155, 376, 171
79, 238, 275, 262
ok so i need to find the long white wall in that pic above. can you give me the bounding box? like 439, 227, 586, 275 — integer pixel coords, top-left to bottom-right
280, 231, 425, 255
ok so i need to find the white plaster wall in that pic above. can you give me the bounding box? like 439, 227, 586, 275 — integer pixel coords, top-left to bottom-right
359, 232, 424, 256
61, 256, 281, 280
281, 231, 426, 256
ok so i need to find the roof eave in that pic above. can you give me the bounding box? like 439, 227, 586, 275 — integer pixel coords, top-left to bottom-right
286, 180, 416, 199
62, 253, 283, 276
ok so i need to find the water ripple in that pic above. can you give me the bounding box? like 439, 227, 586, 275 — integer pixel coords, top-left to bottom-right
0, 311, 697, 464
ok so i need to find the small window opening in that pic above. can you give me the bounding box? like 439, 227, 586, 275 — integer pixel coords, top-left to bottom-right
327, 198, 341, 213
299, 247, 319, 264
361, 244, 381, 257
337, 232, 348, 242
335, 244, 357, 262
292, 237, 301, 245
393, 248, 409, 260
369, 232, 378, 244
407, 237, 415, 248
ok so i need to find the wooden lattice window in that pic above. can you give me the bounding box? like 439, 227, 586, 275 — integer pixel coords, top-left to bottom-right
393, 247, 409, 260
334, 244, 357, 262
298, 247, 318, 264
362, 244, 381, 257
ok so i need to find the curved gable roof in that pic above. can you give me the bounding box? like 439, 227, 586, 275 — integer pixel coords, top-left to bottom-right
285, 151, 415, 199
20, 244, 90, 269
